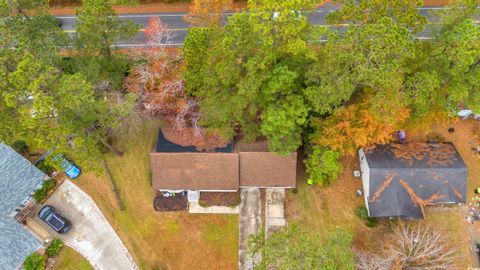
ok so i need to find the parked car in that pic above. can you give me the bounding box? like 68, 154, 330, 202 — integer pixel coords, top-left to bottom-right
54, 155, 81, 179
38, 205, 72, 234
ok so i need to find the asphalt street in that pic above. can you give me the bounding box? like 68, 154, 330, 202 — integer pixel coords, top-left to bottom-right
56, 3, 480, 47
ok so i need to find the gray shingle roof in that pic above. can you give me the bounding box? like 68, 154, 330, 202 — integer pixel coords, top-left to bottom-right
365, 143, 467, 219
0, 143, 46, 270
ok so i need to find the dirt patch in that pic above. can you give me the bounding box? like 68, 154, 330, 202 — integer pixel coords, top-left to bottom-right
153, 192, 188, 211
49, 2, 247, 15
423, 0, 452, 6
199, 191, 240, 207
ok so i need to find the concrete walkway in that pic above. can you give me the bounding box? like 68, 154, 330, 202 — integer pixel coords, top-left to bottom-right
238, 188, 261, 270
265, 189, 286, 237
33, 180, 138, 270
188, 202, 239, 214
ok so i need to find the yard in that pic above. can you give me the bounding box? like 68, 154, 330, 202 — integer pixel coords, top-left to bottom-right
51, 247, 93, 270
58, 119, 238, 270
286, 119, 478, 268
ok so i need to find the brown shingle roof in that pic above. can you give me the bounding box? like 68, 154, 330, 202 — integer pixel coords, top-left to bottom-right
239, 152, 297, 187
150, 153, 239, 191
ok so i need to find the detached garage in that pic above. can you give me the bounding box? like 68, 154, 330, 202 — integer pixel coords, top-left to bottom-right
359, 143, 467, 219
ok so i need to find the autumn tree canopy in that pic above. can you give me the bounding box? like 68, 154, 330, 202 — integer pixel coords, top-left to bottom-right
184, 0, 233, 27
183, 0, 480, 185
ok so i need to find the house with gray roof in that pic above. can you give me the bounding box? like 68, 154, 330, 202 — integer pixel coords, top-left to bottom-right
0, 143, 48, 269
358, 143, 467, 219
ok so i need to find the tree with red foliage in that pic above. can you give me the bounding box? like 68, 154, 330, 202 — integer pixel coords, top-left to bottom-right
124, 17, 227, 150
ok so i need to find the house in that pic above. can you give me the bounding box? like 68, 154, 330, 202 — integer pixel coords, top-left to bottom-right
0, 143, 48, 269
150, 129, 297, 211
358, 143, 467, 219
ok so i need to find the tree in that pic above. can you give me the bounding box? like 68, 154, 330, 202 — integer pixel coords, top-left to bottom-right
74, 0, 140, 88
184, 0, 316, 153
310, 98, 410, 155
304, 146, 342, 186
125, 17, 227, 150
184, 0, 232, 27
0, 0, 66, 69
430, 0, 480, 113
45, 238, 64, 257
0, 54, 136, 171
356, 251, 392, 270
327, 0, 427, 33
247, 224, 356, 270
75, 0, 139, 58
23, 253, 46, 270
389, 224, 460, 269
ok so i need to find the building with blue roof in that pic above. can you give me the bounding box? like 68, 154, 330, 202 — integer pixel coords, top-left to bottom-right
0, 143, 47, 270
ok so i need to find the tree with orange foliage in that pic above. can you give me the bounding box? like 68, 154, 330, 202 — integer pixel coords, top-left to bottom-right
184, 0, 233, 27
310, 97, 410, 156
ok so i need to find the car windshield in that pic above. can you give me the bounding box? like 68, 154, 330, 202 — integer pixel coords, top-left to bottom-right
40, 208, 53, 220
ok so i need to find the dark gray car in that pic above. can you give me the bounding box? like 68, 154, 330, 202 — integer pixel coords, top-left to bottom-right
38, 205, 72, 234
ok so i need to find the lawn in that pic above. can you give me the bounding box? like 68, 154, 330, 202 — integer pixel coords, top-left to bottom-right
72, 119, 238, 270
52, 247, 93, 270
286, 155, 365, 242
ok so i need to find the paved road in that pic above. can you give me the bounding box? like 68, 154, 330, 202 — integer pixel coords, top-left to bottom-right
33, 180, 138, 270
56, 4, 480, 48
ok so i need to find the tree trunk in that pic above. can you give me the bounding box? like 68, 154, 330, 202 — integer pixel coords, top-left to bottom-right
100, 138, 123, 156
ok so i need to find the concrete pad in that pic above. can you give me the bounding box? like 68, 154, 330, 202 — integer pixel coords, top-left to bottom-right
32, 180, 138, 270
265, 189, 286, 237
188, 202, 239, 214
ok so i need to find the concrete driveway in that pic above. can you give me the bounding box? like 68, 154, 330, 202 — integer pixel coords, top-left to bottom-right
265, 189, 286, 237
33, 180, 138, 270
238, 188, 261, 270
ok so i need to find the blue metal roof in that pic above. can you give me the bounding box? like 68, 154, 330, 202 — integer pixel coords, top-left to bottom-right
0, 143, 46, 270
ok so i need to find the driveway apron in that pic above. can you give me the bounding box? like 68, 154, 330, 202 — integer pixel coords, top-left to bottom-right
34, 180, 138, 270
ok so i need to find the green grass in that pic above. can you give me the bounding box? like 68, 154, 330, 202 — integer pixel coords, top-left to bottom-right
52, 247, 93, 270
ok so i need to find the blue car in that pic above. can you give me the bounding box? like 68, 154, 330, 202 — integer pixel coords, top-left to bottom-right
54, 155, 81, 179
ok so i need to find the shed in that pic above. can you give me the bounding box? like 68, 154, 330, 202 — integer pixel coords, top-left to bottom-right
0, 143, 47, 269
358, 143, 467, 219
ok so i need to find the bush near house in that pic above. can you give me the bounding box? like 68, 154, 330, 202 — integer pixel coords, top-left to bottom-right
33, 179, 57, 202
46, 238, 64, 257
36, 160, 56, 175
13, 140, 29, 154
23, 253, 46, 270
355, 206, 378, 227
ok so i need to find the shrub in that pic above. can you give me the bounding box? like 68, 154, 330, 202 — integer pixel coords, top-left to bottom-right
33, 179, 57, 202
36, 160, 55, 175
425, 132, 445, 144
43, 178, 56, 190
13, 140, 29, 154
355, 206, 378, 227
45, 238, 64, 257
304, 146, 342, 186
23, 253, 46, 270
